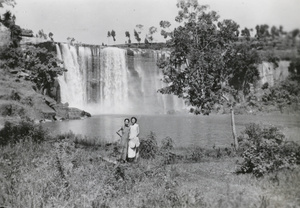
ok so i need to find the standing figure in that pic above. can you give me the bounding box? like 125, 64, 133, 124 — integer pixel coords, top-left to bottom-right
116, 118, 130, 163
128, 117, 140, 162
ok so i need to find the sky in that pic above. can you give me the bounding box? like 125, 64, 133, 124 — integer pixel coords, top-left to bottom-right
1, 0, 300, 45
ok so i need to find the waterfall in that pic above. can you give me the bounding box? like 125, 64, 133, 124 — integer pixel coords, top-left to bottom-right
99, 47, 129, 113
58, 43, 85, 109
56, 44, 185, 114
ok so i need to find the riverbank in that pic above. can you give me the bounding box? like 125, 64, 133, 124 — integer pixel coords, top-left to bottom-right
0, 68, 91, 128
0, 133, 299, 207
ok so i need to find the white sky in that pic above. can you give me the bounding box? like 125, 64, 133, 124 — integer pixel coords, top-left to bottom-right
1, 0, 300, 45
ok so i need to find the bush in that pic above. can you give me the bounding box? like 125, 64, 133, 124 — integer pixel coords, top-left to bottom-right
237, 123, 300, 177
0, 120, 49, 146
161, 136, 174, 151
139, 131, 158, 159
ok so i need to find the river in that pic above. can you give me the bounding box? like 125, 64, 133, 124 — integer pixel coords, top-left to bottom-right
44, 113, 300, 148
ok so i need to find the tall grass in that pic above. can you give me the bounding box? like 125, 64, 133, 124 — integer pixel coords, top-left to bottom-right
0, 129, 299, 207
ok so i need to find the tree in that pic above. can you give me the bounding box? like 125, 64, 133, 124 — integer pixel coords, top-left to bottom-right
0, 11, 22, 47
1, 10, 13, 28
157, 0, 264, 150
37, 29, 47, 39
134, 29, 141, 44
111, 30, 116, 43
0, 45, 67, 94
49, 32, 54, 41
107, 31, 111, 44
159, 20, 173, 39
136, 24, 143, 34
291, 29, 300, 39
255, 24, 270, 40
125, 31, 131, 44
241, 27, 251, 41
270, 26, 279, 38
0, 0, 16, 8
147, 26, 157, 43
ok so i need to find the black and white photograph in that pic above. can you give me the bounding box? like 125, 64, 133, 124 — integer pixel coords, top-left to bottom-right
0, 0, 299, 207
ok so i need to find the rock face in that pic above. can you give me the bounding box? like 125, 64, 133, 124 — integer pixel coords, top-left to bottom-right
257, 61, 290, 87
52, 103, 91, 120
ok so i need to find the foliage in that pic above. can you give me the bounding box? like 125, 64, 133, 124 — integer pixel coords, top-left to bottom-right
288, 57, 300, 82
261, 77, 300, 112
147, 26, 157, 43
0, 0, 16, 7
1, 129, 299, 207
125, 31, 131, 44
134, 29, 141, 44
37, 29, 47, 39
139, 131, 158, 159
161, 136, 174, 151
0, 45, 67, 92
0, 10, 22, 47
0, 120, 49, 146
111, 30, 116, 42
255, 24, 270, 40
237, 123, 300, 177
157, 0, 262, 114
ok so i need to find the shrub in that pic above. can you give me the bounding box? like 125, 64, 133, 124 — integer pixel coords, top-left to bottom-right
0, 120, 49, 146
161, 136, 174, 151
139, 131, 158, 159
237, 123, 300, 177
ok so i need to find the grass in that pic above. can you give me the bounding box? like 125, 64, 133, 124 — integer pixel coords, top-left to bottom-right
0, 132, 299, 208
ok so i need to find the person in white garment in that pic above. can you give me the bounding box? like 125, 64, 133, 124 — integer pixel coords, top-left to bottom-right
128, 117, 140, 162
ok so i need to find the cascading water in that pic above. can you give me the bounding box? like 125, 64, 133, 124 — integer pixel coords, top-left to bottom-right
56, 43, 185, 114
99, 47, 129, 113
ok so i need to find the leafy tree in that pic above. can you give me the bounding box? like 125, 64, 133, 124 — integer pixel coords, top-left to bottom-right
288, 57, 300, 82
1, 10, 13, 27
111, 30, 116, 42
37, 29, 47, 39
0, 0, 16, 8
125, 31, 131, 44
291, 29, 300, 39
0, 10, 22, 47
279, 25, 286, 36
147, 26, 157, 43
255, 24, 270, 40
241, 27, 251, 41
49, 32, 54, 41
107, 31, 111, 44
270, 26, 279, 38
0, 45, 67, 94
157, 0, 264, 150
136, 24, 143, 34
134, 29, 141, 44
160, 20, 172, 39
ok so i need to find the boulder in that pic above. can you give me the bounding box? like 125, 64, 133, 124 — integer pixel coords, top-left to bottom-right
68, 107, 91, 120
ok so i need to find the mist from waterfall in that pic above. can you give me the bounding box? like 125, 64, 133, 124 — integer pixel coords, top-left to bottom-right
56, 43, 185, 114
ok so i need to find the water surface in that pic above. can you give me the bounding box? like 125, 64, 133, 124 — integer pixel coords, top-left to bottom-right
44, 114, 300, 148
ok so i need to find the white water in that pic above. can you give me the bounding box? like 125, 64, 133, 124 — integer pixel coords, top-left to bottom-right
99, 47, 129, 113
56, 44, 185, 114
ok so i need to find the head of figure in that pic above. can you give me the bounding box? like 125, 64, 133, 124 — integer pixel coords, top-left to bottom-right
131, 117, 137, 125
124, 118, 130, 126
